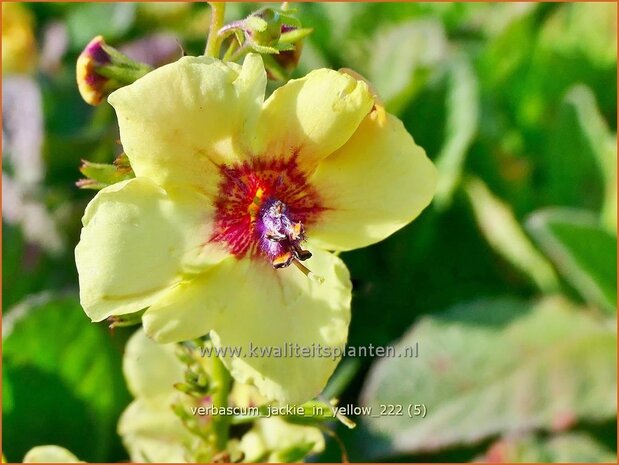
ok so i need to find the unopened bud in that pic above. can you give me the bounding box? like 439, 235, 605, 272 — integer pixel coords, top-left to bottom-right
245, 9, 282, 47
242, 7, 301, 54
260, 25, 312, 80
76, 36, 152, 106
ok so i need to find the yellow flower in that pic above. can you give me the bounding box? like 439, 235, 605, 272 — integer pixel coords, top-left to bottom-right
75, 54, 436, 404
22, 446, 81, 463
119, 330, 325, 463
119, 330, 200, 462
2, 3, 37, 74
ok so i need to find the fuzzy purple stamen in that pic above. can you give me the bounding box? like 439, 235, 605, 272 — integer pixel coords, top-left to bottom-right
257, 198, 311, 268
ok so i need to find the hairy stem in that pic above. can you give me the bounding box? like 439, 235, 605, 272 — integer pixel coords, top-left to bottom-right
205, 2, 226, 57
210, 355, 232, 452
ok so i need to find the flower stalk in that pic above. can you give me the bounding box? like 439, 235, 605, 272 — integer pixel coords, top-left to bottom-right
210, 354, 232, 452
205, 2, 226, 57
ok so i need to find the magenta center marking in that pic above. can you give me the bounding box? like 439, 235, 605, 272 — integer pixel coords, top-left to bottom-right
210, 156, 323, 266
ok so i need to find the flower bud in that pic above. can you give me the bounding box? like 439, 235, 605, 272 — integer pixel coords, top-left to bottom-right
246, 8, 282, 47
260, 25, 312, 80
76, 36, 152, 106
76, 36, 111, 105
243, 7, 302, 54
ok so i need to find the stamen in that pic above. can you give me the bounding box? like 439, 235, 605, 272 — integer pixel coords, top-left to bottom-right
293, 259, 325, 284
257, 198, 318, 276
211, 158, 323, 264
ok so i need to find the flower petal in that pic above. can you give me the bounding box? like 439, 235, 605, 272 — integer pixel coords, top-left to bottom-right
251, 69, 373, 169
239, 417, 325, 463
143, 249, 351, 404
118, 330, 197, 462
308, 110, 437, 251
123, 329, 185, 399
23, 446, 81, 463
141, 268, 222, 344
75, 177, 226, 322
108, 53, 266, 195
118, 395, 195, 463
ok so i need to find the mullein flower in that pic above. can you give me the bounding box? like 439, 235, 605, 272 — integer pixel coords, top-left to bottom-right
119, 331, 200, 462
75, 53, 436, 403
120, 330, 324, 463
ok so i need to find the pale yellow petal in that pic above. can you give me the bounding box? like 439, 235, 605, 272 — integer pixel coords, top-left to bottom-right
123, 329, 185, 399
75, 178, 226, 322
308, 111, 437, 251
141, 268, 223, 344
108, 54, 266, 195
23, 446, 81, 463
251, 68, 373, 169
118, 395, 196, 463
143, 250, 351, 404
239, 417, 325, 463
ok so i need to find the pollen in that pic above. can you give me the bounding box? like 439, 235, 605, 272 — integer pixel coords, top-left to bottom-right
248, 186, 266, 222
210, 156, 324, 268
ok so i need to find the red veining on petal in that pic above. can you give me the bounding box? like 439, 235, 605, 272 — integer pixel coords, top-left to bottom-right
209, 155, 323, 260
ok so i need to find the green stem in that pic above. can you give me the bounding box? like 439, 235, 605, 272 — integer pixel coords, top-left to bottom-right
228, 43, 250, 63
222, 34, 240, 61
210, 355, 232, 452
205, 2, 226, 57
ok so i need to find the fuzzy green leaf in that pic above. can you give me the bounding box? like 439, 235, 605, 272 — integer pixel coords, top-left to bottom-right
527, 208, 617, 314
360, 297, 616, 457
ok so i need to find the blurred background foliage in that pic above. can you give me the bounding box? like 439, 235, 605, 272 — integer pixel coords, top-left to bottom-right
2, 2, 617, 463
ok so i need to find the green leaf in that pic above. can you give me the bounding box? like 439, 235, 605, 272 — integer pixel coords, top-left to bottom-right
67, 3, 136, 51
2, 294, 131, 462
562, 85, 617, 233
279, 27, 313, 45
540, 85, 611, 222
363, 19, 448, 114
538, 3, 617, 69
78, 154, 134, 190
359, 297, 616, 458
476, 432, 616, 462
464, 176, 559, 292
272, 441, 317, 463
434, 56, 480, 210
527, 208, 617, 314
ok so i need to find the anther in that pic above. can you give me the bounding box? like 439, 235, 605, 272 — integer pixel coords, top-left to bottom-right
293, 259, 324, 284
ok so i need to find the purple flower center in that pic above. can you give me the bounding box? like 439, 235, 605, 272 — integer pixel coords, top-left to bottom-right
256, 198, 312, 268
209, 157, 323, 270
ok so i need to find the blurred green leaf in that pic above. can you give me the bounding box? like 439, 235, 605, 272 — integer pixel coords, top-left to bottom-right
362, 19, 448, 114
66, 3, 136, 51
539, 85, 609, 219
538, 3, 617, 69
2, 294, 131, 462
562, 85, 617, 233
1, 222, 73, 310
464, 176, 559, 292
359, 296, 616, 458
434, 56, 479, 210
476, 432, 616, 462
477, 3, 538, 88
527, 209, 617, 314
